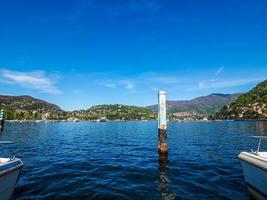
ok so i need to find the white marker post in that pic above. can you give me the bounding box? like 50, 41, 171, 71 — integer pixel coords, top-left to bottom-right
0, 110, 4, 133
158, 91, 167, 154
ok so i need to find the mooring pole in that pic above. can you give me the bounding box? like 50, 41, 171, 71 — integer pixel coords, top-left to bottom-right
158, 90, 167, 154
0, 110, 4, 133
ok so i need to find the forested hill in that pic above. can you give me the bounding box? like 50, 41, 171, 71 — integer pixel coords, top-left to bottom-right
0, 95, 156, 120
215, 80, 267, 120
70, 104, 157, 120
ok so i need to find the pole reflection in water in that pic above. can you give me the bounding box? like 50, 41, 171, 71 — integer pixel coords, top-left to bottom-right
158, 153, 175, 200
255, 121, 267, 136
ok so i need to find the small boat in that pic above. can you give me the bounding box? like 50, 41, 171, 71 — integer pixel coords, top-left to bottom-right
238, 136, 267, 200
0, 109, 24, 200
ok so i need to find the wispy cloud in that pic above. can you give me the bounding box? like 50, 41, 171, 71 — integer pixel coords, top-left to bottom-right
1, 69, 61, 94
69, 0, 162, 22
198, 78, 264, 89
129, 0, 162, 12
119, 80, 134, 89
186, 66, 266, 91
197, 66, 225, 89
144, 0, 162, 12
212, 66, 224, 81
98, 72, 188, 92
72, 89, 81, 94
102, 80, 134, 90
143, 74, 184, 84
68, 0, 95, 24
104, 83, 117, 88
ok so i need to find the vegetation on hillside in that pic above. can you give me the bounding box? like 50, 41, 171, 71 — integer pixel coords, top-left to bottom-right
215, 80, 267, 120
0, 95, 66, 120
70, 105, 157, 120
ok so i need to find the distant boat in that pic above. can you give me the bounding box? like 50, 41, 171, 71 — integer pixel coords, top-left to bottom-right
238, 136, 267, 199
100, 117, 108, 122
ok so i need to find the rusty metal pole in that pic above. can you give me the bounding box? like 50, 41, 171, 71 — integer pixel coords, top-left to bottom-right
158, 91, 167, 154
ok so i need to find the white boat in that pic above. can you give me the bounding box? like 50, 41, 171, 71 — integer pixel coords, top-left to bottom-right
238, 136, 267, 200
0, 109, 24, 200
0, 157, 23, 200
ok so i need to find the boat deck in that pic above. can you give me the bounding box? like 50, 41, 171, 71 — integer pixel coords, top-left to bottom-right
238, 152, 267, 171
257, 152, 267, 160
0, 158, 23, 176
240, 152, 267, 161
0, 158, 12, 164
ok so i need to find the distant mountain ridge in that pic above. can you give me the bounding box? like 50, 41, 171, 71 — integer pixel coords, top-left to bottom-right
216, 80, 267, 119
147, 93, 242, 116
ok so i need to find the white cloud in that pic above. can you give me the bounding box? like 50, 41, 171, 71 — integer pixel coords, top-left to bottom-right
1, 69, 61, 94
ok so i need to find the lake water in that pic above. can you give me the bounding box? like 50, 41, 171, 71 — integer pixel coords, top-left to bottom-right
1, 121, 267, 200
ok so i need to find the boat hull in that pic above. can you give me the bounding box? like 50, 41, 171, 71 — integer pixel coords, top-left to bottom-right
0, 159, 23, 200
239, 153, 267, 199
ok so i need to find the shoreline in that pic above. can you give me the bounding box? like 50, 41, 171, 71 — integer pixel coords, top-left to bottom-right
5, 119, 267, 123
5, 119, 155, 123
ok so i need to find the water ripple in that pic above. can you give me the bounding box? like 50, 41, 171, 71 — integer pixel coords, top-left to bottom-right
1, 121, 265, 199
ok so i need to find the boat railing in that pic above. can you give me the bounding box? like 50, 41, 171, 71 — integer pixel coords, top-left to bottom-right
250, 136, 267, 155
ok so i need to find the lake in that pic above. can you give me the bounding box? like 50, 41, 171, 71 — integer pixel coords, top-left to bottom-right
1, 121, 267, 200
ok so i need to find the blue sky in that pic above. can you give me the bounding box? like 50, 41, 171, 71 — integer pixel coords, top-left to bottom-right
0, 0, 267, 110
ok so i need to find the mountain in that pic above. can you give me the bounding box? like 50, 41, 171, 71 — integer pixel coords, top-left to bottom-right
71, 104, 157, 121
0, 95, 66, 120
147, 93, 241, 116
215, 80, 267, 120
1, 92, 244, 121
